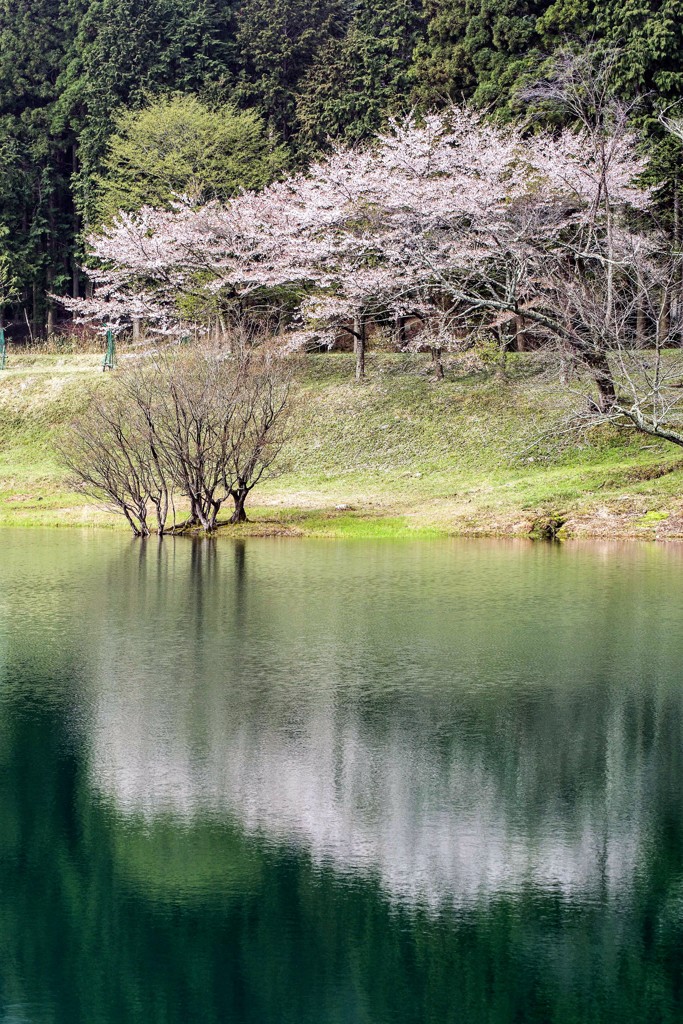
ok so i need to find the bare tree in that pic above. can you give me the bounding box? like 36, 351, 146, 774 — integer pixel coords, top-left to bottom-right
523, 70, 683, 449
226, 353, 292, 522
143, 351, 242, 532
114, 367, 177, 534
59, 346, 293, 536
60, 390, 160, 536
516, 46, 647, 409
567, 246, 683, 446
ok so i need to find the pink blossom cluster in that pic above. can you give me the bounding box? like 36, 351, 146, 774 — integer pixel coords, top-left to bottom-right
61, 108, 650, 347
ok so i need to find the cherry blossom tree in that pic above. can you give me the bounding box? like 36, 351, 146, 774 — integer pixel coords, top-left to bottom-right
61, 104, 651, 402
61, 81, 683, 459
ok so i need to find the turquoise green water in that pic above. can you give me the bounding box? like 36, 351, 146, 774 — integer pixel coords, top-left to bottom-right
1, 530, 683, 1022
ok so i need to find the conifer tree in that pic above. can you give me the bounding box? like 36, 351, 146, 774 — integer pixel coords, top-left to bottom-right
233, 0, 350, 145
296, 0, 425, 150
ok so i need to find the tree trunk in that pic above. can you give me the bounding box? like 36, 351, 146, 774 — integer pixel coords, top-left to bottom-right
153, 492, 168, 535
431, 346, 444, 380
395, 315, 407, 350
583, 350, 617, 413
123, 504, 149, 537
72, 145, 79, 301
46, 266, 55, 339
32, 282, 41, 340
354, 314, 365, 382
230, 488, 248, 523
188, 491, 211, 532
658, 287, 671, 348
514, 314, 528, 352
496, 326, 508, 377
46, 195, 56, 339
207, 499, 223, 532
123, 509, 141, 537
636, 297, 647, 348
675, 182, 683, 346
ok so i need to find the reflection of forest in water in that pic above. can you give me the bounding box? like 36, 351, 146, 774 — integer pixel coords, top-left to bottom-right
1, 531, 683, 1022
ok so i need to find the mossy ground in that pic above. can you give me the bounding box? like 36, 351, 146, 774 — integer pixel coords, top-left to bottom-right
1, 350, 683, 538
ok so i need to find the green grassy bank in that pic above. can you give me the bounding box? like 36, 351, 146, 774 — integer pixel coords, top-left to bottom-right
1, 350, 683, 539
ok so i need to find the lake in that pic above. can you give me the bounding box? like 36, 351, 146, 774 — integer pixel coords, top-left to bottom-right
0, 530, 682, 1023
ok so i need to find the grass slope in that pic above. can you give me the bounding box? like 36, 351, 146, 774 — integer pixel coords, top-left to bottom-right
1, 351, 683, 538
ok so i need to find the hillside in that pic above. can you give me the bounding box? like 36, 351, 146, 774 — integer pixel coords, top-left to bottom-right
1, 351, 683, 538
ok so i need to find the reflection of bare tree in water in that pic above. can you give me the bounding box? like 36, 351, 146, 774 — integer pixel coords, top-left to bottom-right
233, 540, 248, 625
234, 540, 246, 589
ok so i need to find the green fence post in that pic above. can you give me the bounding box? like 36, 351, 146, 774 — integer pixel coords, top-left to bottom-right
0, 328, 6, 370
102, 328, 115, 371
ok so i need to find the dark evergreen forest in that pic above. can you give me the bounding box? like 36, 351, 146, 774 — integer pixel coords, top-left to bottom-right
1, 0, 682, 337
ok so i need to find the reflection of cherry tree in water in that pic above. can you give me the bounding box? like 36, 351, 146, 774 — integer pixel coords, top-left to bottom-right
3, 536, 683, 1022
78, 543, 683, 910
0, 655, 682, 1024
87, 660, 668, 907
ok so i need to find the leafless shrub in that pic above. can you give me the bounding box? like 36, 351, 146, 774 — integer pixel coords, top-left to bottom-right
60, 390, 163, 536
226, 354, 292, 521
60, 346, 293, 536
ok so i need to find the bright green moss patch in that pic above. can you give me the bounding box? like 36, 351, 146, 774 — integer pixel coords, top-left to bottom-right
636, 511, 671, 527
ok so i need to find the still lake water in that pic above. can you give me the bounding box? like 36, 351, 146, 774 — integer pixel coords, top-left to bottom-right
1, 530, 683, 1022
